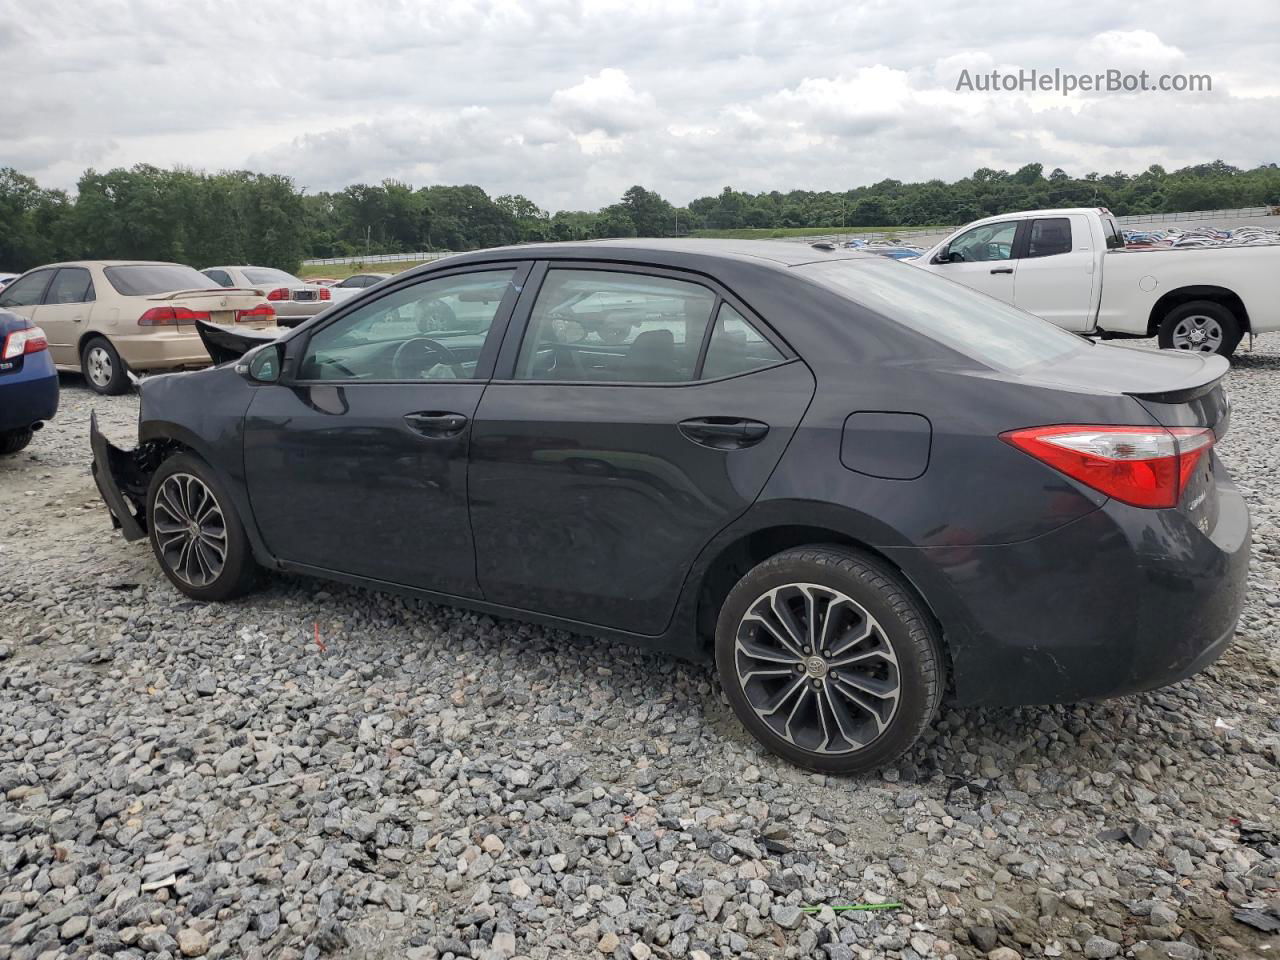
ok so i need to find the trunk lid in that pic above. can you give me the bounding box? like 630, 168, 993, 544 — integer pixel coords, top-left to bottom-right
146, 289, 276, 328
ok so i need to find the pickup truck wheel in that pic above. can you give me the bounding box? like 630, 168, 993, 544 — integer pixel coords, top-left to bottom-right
81, 336, 130, 395
1158, 301, 1242, 357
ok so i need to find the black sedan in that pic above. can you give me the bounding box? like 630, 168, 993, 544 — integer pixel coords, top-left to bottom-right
90, 240, 1249, 773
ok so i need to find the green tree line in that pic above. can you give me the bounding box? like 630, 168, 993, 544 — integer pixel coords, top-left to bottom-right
2, 160, 1278, 274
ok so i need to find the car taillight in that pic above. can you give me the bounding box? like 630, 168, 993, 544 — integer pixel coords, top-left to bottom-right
267, 287, 290, 301
138, 306, 212, 326
235, 304, 275, 323
2, 326, 48, 359
319, 287, 331, 300
1001, 424, 1215, 509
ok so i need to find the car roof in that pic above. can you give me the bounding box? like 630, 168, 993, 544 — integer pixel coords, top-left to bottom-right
24, 260, 192, 270
422, 238, 875, 273
206, 265, 296, 272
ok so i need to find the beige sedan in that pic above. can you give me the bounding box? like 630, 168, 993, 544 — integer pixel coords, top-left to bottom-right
0, 261, 280, 394
201, 265, 332, 327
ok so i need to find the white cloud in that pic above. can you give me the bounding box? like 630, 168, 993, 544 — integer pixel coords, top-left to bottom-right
1, 0, 1278, 210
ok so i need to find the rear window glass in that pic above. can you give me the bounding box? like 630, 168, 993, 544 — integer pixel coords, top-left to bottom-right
1103, 217, 1125, 250
105, 265, 219, 296
243, 267, 301, 286
796, 259, 1086, 370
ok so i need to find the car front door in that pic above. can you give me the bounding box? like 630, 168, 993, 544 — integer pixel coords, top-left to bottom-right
1011, 215, 1096, 331
0, 268, 56, 324
241, 262, 531, 596
467, 264, 817, 635
926, 220, 1021, 304
31, 267, 96, 366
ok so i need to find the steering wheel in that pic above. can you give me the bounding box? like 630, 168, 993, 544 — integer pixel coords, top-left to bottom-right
391, 337, 466, 379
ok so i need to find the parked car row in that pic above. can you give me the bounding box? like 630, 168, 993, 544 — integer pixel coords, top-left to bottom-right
88, 239, 1249, 773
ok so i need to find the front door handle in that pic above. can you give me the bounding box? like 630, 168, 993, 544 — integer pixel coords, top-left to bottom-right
679, 417, 770, 450
990, 267, 1014, 275
404, 411, 468, 437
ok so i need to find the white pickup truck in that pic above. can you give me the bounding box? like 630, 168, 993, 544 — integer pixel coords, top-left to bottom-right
913, 207, 1279, 356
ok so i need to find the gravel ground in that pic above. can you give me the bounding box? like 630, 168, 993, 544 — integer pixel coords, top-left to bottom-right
2, 339, 1279, 960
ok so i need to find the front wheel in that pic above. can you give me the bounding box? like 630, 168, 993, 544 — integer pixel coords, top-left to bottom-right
1157, 301, 1242, 357
715, 546, 944, 774
146, 453, 258, 601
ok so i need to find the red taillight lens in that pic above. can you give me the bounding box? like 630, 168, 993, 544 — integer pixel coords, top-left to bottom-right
138, 306, 212, 326
319, 287, 331, 300
1001, 424, 1215, 509
267, 287, 290, 302
234, 303, 275, 323
2, 326, 48, 359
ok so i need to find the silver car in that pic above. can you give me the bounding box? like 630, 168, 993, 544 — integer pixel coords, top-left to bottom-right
327, 272, 392, 305
201, 266, 332, 327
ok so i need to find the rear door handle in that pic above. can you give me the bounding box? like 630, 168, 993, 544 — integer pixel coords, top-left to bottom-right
989, 267, 1014, 274
404, 411, 468, 437
679, 417, 770, 450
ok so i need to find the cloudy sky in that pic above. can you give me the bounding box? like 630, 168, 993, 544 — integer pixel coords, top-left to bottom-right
2, 0, 1278, 210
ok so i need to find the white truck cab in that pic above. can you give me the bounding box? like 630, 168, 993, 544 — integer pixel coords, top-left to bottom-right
915, 207, 1278, 356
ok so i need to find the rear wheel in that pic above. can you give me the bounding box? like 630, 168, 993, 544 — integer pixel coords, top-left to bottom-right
715, 546, 944, 774
81, 336, 130, 395
0, 428, 33, 455
146, 453, 258, 601
1157, 301, 1242, 357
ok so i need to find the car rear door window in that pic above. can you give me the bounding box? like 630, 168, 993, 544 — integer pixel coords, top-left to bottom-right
299, 268, 518, 381
702, 303, 786, 379
1025, 218, 1072, 258
0, 269, 55, 308
203, 269, 233, 287
46, 267, 95, 304
514, 269, 717, 382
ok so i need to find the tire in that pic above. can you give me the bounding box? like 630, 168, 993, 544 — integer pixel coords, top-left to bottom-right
0, 428, 33, 455
714, 546, 944, 774
1157, 301, 1242, 357
146, 452, 258, 601
80, 336, 130, 395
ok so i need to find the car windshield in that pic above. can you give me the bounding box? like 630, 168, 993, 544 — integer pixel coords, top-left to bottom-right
243, 267, 303, 286
796, 258, 1086, 371
104, 264, 220, 296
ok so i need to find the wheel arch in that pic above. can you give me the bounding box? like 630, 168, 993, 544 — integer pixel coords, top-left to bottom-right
676, 505, 952, 674
1147, 286, 1249, 337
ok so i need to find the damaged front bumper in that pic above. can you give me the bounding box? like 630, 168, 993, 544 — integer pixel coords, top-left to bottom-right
89, 411, 150, 542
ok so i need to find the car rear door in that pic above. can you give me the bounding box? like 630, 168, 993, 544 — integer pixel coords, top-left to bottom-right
241, 261, 531, 597
1011, 215, 1097, 331
31, 267, 96, 366
467, 263, 817, 635
0, 268, 56, 325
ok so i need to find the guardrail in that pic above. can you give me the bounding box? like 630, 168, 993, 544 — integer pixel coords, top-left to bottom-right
301, 251, 455, 267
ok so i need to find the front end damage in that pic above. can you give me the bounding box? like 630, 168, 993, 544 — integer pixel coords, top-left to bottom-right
89, 412, 177, 542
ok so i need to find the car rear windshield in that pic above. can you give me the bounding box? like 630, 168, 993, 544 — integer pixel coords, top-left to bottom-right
104, 265, 220, 297
243, 267, 302, 286
795, 258, 1086, 370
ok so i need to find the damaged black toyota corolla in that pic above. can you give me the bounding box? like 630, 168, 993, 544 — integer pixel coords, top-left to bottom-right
91, 240, 1250, 773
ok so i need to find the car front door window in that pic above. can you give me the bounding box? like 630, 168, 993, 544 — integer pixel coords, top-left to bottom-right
300, 269, 519, 381
948, 222, 1018, 263
0, 270, 54, 309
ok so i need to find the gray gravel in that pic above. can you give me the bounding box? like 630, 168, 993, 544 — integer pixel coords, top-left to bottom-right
2, 340, 1280, 960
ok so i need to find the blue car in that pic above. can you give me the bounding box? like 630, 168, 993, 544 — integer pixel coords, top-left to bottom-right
0, 308, 58, 454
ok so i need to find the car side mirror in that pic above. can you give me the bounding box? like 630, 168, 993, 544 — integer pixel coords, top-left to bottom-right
237, 343, 284, 383
932, 250, 953, 264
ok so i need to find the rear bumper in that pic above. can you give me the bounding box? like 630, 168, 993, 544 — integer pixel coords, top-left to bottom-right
0, 354, 59, 432
109, 325, 282, 371
890, 463, 1250, 707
